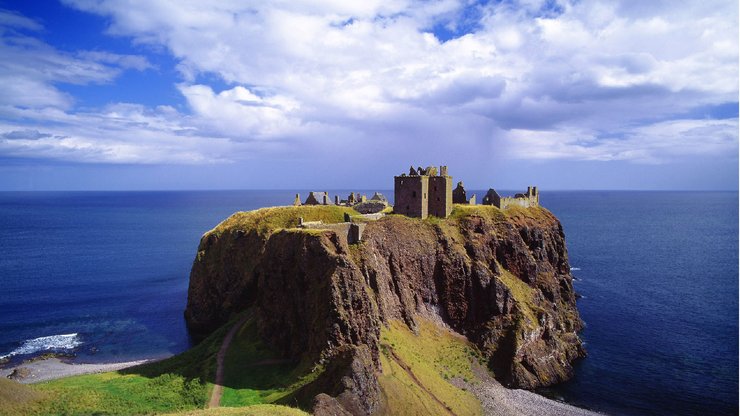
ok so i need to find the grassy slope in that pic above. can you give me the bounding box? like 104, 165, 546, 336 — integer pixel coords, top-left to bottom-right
8, 314, 231, 416
218, 314, 321, 407
162, 404, 309, 416
378, 319, 483, 416
2, 312, 305, 416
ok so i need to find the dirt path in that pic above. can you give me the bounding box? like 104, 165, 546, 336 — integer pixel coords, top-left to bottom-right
208, 315, 250, 408
387, 347, 457, 416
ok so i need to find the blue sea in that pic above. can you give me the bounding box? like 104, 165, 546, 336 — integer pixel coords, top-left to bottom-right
0, 190, 736, 415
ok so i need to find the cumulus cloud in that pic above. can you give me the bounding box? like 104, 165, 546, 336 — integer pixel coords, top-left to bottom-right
0, 0, 737, 171
178, 84, 302, 139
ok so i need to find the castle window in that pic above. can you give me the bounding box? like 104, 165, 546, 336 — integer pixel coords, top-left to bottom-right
437, 197, 440, 201
412, 191, 416, 198
424, 193, 426, 199
406, 205, 409, 210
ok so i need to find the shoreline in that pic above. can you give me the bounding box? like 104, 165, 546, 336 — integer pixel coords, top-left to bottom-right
456, 362, 606, 416
2, 356, 605, 415
1, 357, 154, 384
426, 315, 604, 415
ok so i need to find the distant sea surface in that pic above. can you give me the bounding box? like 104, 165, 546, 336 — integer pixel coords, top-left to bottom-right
0, 190, 736, 415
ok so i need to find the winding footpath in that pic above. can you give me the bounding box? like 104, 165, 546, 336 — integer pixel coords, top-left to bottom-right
208, 315, 250, 408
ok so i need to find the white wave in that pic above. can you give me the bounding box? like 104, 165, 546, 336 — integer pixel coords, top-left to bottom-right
0, 333, 82, 360
570, 267, 581, 271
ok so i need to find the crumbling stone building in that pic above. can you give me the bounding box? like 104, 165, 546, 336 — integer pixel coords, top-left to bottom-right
482, 186, 539, 209
452, 181, 476, 205
304, 191, 331, 205
394, 165, 453, 219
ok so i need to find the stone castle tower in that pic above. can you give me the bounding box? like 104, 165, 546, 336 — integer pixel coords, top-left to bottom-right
394, 165, 452, 219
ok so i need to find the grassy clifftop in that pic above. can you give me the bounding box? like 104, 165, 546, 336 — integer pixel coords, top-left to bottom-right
209, 205, 359, 237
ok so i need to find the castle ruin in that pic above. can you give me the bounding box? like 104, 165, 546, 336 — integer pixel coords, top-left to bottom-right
303, 191, 331, 205
294, 165, 540, 223
394, 165, 452, 219
295, 190, 389, 214
480, 186, 539, 209
452, 181, 476, 205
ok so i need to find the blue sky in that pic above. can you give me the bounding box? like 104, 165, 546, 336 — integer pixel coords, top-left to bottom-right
0, 0, 737, 190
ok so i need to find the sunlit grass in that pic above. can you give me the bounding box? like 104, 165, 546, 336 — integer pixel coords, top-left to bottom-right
162, 405, 309, 416
210, 205, 358, 236
378, 319, 483, 416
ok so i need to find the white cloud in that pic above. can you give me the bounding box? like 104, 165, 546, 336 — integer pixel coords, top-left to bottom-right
0, 9, 153, 109
0, 104, 237, 164
178, 84, 302, 139
504, 118, 739, 163
0, 9, 42, 31
1, 0, 737, 169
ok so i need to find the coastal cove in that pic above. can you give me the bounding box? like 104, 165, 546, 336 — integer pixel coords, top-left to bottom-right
0, 190, 737, 415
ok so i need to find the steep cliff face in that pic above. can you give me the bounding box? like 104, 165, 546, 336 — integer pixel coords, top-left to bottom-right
185, 204, 584, 413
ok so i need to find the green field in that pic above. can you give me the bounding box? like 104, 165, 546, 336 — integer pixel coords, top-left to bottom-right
0, 311, 308, 416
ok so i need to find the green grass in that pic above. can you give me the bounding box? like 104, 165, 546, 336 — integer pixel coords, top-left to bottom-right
378, 319, 483, 416
6, 313, 242, 415
1, 309, 323, 415
219, 315, 321, 407
162, 404, 309, 416
501, 205, 553, 224
210, 205, 358, 237
29, 372, 206, 415
449, 204, 506, 222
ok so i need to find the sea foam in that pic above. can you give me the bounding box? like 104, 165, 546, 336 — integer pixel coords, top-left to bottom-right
0, 333, 82, 360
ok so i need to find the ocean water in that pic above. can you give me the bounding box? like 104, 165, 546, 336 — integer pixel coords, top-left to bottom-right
0, 190, 736, 415
540, 191, 739, 416
0, 191, 293, 364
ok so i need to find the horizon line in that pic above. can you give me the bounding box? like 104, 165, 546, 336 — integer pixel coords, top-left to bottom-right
0, 188, 738, 193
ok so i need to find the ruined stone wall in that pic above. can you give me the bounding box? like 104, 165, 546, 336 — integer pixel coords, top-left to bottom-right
428, 176, 452, 218
499, 195, 538, 210
394, 175, 428, 218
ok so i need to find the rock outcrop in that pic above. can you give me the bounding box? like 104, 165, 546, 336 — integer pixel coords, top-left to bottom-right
185, 205, 584, 414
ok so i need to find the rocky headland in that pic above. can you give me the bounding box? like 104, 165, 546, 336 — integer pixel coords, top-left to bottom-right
185, 204, 586, 415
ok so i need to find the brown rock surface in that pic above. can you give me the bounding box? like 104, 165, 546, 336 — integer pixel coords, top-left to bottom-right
185, 205, 585, 413
6, 367, 31, 381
